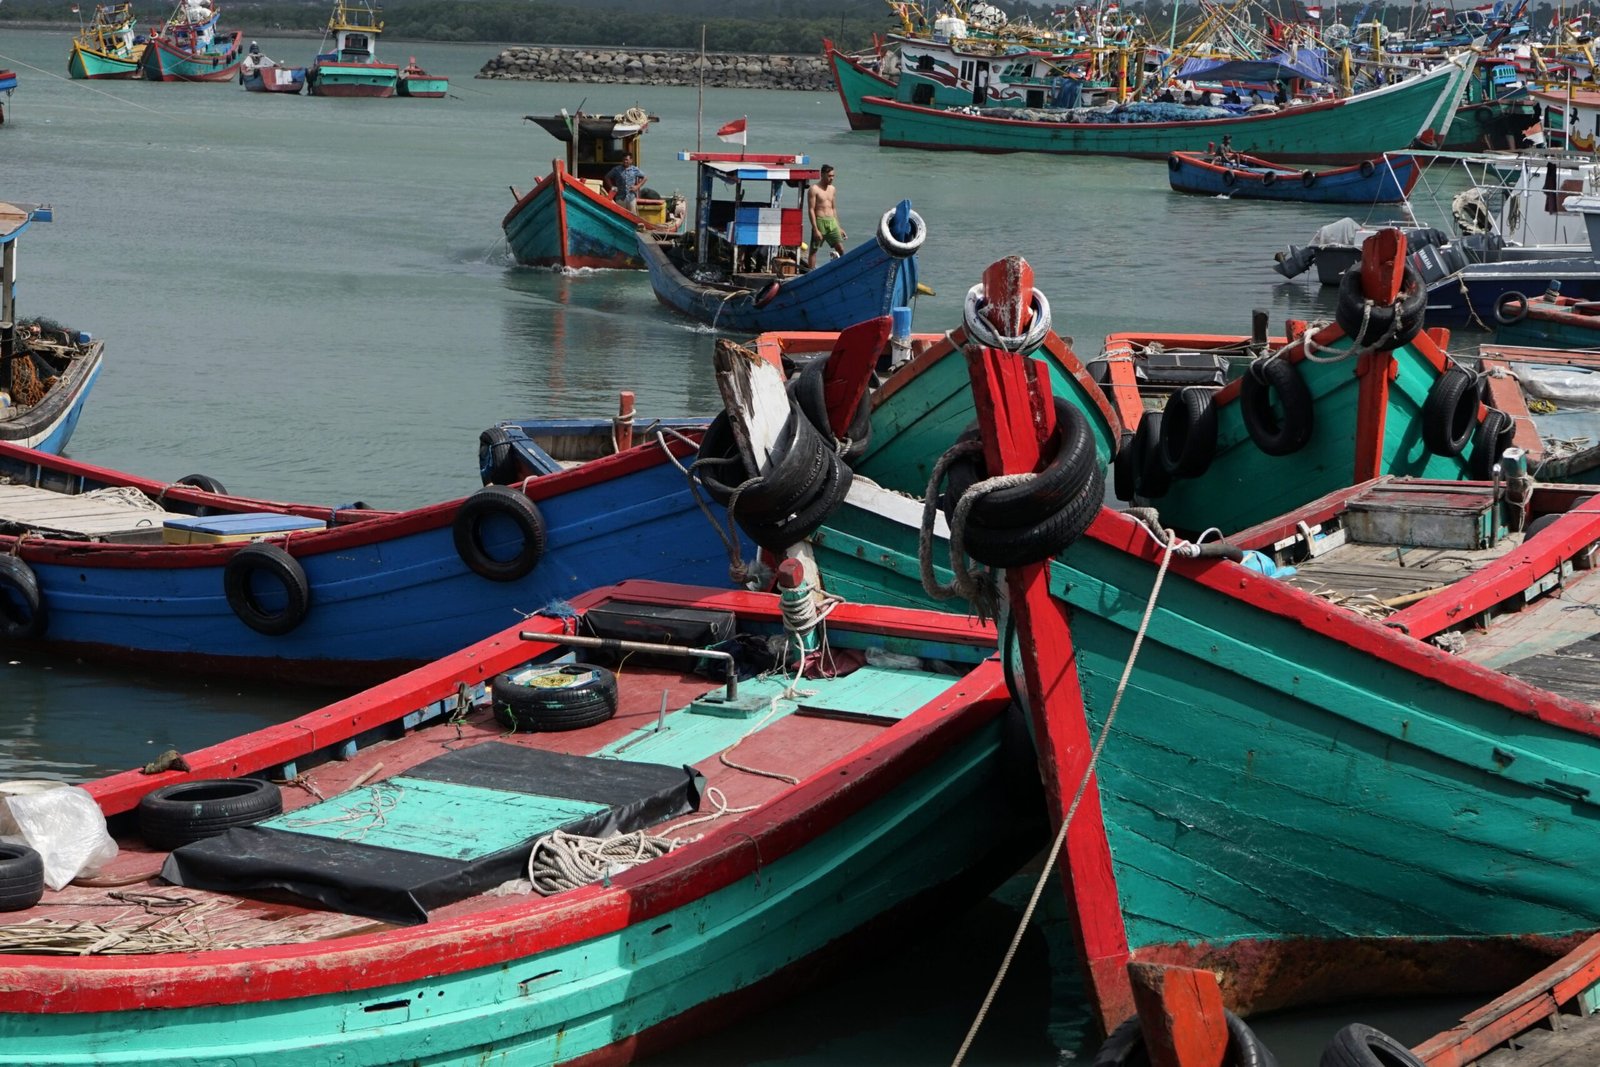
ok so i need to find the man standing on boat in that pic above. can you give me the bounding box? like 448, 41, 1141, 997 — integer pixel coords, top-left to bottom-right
806, 164, 846, 269
605, 154, 647, 213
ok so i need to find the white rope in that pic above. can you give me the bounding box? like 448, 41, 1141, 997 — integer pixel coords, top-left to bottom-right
916, 439, 1025, 621
83, 486, 162, 511
963, 285, 1052, 353
951, 529, 1180, 1067
527, 829, 676, 896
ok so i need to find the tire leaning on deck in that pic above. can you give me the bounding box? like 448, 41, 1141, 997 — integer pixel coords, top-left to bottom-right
0, 555, 47, 640
1091, 1010, 1281, 1067
1318, 1023, 1424, 1067
136, 778, 284, 851
0, 843, 45, 911
492, 663, 619, 732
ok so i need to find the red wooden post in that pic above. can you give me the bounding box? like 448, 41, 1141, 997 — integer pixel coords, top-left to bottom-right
821, 315, 892, 436
1099, 338, 1146, 435
964, 256, 1134, 1033
1352, 228, 1408, 483
1127, 963, 1230, 1067
615, 391, 635, 452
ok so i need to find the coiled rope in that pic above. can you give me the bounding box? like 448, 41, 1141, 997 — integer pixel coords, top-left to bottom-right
951, 523, 1180, 1067
528, 829, 675, 896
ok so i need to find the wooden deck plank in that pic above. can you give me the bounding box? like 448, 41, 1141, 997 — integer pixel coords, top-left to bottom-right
0, 483, 178, 540
1478, 1012, 1600, 1065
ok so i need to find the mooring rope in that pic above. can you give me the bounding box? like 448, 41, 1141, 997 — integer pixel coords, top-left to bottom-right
527, 829, 677, 896
951, 528, 1179, 1067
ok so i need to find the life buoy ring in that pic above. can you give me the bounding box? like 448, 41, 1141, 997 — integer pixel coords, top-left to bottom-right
875, 207, 927, 257
1494, 290, 1529, 325
1167, 154, 1183, 171
1301, 170, 1317, 187
1221, 168, 1237, 186
754, 280, 782, 307
1359, 159, 1377, 179
452, 486, 547, 582
1261, 170, 1277, 187
223, 543, 311, 636
1318, 1023, 1424, 1067
136, 778, 283, 851
1241, 357, 1315, 456
1420, 367, 1479, 457
1158, 386, 1219, 477
0, 556, 46, 640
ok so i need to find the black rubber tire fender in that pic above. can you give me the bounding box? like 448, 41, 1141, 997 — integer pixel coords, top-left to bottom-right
1168, 154, 1183, 171
1469, 407, 1515, 480
137, 778, 284, 851
1420, 367, 1480, 456
492, 663, 619, 732
1091, 1010, 1280, 1067
0, 843, 45, 911
962, 464, 1104, 569
1335, 263, 1427, 348
1241, 358, 1315, 456
1222, 168, 1237, 186
739, 448, 854, 552
790, 360, 872, 464
1158, 386, 1219, 478
1302, 170, 1316, 187
1359, 159, 1377, 179
694, 412, 745, 507
1318, 1022, 1424, 1067
1494, 290, 1529, 325
222, 544, 311, 637
942, 397, 1098, 529
1112, 430, 1138, 503
732, 413, 833, 524
1261, 170, 1277, 187
453, 486, 548, 582
1523, 512, 1563, 540
0, 555, 47, 640
177, 473, 228, 495
1133, 410, 1172, 498
478, 425, 521, 486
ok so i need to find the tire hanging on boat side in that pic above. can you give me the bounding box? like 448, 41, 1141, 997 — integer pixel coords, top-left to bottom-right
0, 555, 47, 640
1158, 386, 1219, 478
1317, 1023, 1424, 1067
1420, 368, 1480, 457
1469, 407, 1516, 480
1240, 358, 1315, 456
223, 544, 311, 636
1091, 1010, 1280, 1067
453, 486, 548, 582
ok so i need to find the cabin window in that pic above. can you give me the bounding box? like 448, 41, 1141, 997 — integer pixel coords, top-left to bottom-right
917, 55, 934, 72
347, 34, 369, 50
960, 60, 973, 81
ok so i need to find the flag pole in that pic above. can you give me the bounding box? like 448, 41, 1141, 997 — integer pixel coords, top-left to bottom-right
697, 24, 705, 153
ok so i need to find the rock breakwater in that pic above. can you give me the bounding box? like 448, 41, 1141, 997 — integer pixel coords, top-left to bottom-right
478, 46, 830, 91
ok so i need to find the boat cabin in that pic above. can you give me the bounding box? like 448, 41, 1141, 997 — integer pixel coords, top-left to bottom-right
679, 152, 816, 277
526, 110, 672, 225
320, 0, 383, 64
158, 0, 218, 53
82, 4, 139, 56
0, 203, 50, 327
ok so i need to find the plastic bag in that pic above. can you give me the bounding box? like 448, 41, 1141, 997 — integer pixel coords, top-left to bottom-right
2, 786, 118, 890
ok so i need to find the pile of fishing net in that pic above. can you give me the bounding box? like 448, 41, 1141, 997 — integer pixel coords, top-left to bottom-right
979, 101, 1232, 124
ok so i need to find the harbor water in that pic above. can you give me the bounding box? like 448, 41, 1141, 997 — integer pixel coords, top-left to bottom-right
0, 27, 1483, 1063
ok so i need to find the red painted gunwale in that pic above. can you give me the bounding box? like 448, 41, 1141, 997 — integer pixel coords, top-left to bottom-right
13, 580, 1001, 1014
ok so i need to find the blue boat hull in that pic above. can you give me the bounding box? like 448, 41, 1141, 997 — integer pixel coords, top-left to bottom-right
637, 221, 921, 334
0, 443, 751, 684
3, 340, 103, 455
1167, 153, 1419, 203
1423, 258, 1600, 326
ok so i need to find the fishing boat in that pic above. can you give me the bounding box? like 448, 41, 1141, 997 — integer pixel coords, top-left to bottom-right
823, 37, 895, 130
800, 254, 1600, 1033
0, 202, 104, 455
1167, 147, 1420, 203
140, 0, 243, 82
67, 4, 146, 80
0, 68, 17, 124
396, 56, 446, 97
477, 392, 708, 486
239, 43, 305, 93
636, 152, 925, 334
861, 52, 1475, 161
0, 578, 1044, 1066
1488, 286, 1600, 346
0, 422, 752, 685
503, 109, 683, 271
305, 0, 397, 98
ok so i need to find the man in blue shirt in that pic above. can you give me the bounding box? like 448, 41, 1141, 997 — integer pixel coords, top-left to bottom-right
605, 154, 647, 213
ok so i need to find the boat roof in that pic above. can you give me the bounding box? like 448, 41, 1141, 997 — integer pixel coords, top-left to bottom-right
0, 203, 51, 246
677, 152, 819, 182
526, 113, 657, 143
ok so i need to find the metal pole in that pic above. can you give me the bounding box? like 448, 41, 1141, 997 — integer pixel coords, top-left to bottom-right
517, 630, 737, 700
697, 24, 706, 153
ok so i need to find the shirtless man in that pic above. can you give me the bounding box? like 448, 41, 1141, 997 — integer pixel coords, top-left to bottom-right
806, 164, 845, 269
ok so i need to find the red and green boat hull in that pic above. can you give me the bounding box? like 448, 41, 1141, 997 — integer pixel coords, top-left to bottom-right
503, 161, 655, 270
824, 37, 894, 131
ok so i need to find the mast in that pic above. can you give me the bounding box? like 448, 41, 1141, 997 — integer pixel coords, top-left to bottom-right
697, 24, 705, 153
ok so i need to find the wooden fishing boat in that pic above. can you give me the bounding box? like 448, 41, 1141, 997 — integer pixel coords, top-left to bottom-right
637, 153, 926, 334
900, 257, 1600, 1033
1167, 148, 1420, 203
0, 579, 1043, 1066
1488, 286, 1600, 347
861, 52, 1475, 161
67, 4, 146, 80
140, 0, 242, 82
0, 202, 103, 455
239, 46, 305, 93
305, 0, 397, 98
477, 391, 708, 486
824, 37, 895, 130
0, 423, 751, 685
395, 56, 446, 97
503, 109, 682, 271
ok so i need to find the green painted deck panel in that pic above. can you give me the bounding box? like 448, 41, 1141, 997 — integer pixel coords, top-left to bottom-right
261, 777, 607, 859
0, 724, 1020, 1067
793, 664, 956, 721
1046, 537, 1600, 949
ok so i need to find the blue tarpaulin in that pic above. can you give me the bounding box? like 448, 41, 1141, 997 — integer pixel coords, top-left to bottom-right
1176, 49, 1330, 84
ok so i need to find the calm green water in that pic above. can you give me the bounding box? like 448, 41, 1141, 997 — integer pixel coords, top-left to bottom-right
0, 27, 1483, 1063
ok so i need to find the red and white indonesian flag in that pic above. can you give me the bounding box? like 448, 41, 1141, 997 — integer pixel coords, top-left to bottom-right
716, 117, 747, 146
1104, 2, 1120, 13
1304, 5, 1321, 18
1429, 7, 1449, 20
